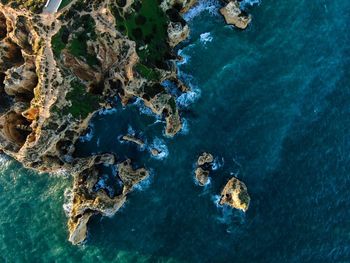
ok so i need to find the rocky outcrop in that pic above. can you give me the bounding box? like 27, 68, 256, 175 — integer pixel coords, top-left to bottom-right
220, 0, 252, 29
0, 0, 256, 246
161, 0, 198, 13
4, 55, 38, 98
67, 154, 149, 245
121, 134, 145, 147
167, 21, 189, 47
219, 177, 250, 212
194, 152, 214, 186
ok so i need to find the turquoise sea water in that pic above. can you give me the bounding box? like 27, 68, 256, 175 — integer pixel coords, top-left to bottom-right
1, 0, 350, 262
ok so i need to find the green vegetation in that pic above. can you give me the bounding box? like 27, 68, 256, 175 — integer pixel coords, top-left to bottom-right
51, 26, 68, 58
134, 63, 160, 81
51, 14, 99, 66
111, 0, 170, 72
58, 0, 73, 10
67, 14, 99, 67
64, 81, 100, 119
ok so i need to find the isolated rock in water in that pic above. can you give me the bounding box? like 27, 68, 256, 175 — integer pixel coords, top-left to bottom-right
197, 152, 214, 167
194, 152, 214, 186
219, 177, 250, 212
220, 1, 252, 29
195, 167, 210, 186
121, 134, 145, 147
150, 148, 161, 157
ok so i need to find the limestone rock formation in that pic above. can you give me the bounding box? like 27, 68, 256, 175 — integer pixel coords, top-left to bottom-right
0, 0, 257, 246
168, 21, 190, 47
220, 0, 252, 29
67, 154, 149, 245
194, 152, 214, 186
219, 177, 250, 212
197, 152, 214, 166
121, 134, 145, 147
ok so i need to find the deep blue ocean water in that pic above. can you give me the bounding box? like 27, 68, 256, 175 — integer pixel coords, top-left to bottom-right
1, 0, 350, 262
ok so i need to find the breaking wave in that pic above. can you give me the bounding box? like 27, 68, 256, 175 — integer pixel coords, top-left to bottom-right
149, 138, 169, 160
79, 124, 95, 142
183, 0, 220, 21
200, 32, 213, 44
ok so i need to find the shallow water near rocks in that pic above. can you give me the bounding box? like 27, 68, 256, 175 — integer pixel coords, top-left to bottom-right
1, 0, 350, 262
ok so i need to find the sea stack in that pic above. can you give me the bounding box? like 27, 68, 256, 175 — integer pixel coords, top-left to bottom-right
219, 177, 250, 212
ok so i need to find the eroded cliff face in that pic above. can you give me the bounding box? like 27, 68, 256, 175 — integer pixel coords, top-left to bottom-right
0, 0, 254, 245
0, 0, 200, 245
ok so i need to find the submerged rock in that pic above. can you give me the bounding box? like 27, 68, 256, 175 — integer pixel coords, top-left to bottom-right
219, 177, 250, 212
220, 0, 252, 29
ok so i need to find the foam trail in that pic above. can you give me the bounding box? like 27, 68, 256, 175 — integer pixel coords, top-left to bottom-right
212, 194, 222, 208
176, 88, 201, 108
212, 157, 225, 171
180, 118, 190, 135
127, 125, 135, 135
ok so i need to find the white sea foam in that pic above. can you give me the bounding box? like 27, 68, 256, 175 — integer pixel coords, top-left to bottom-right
79, 124, 95, 142
149, 137, 169, 160
212, 194, 222, 208
63, 188, 73, 217
240, 0, 261, 9
127, 125, 135, 136
177, 47, 192, 65
98, 107, 117, 116
212, 157, 225, 171
133, 170, 153, 191
194, 175, 212, 188
200, 32, 213, 44
0, 154, 11, 170
51, 168, 69, 178
134, 98, 160, 119
176, 88, 201, 108
180, 118, 190, 135
183, 0, 220, 21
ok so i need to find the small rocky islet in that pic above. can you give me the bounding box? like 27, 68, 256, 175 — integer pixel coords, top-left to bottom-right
0, 0, 253, 245
194, 152, 250, 212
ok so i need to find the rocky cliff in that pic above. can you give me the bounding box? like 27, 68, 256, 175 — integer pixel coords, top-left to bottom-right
0, 0, 253, 245
0, 0, 200, 245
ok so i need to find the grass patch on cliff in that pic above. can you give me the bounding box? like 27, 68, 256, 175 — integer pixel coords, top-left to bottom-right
111, 0, 170, 72
67, 14, 99, 67
135, 63, 160, 81
52, 26, 69, 58
58, 0, 73, 10
64, 81, 100, 119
